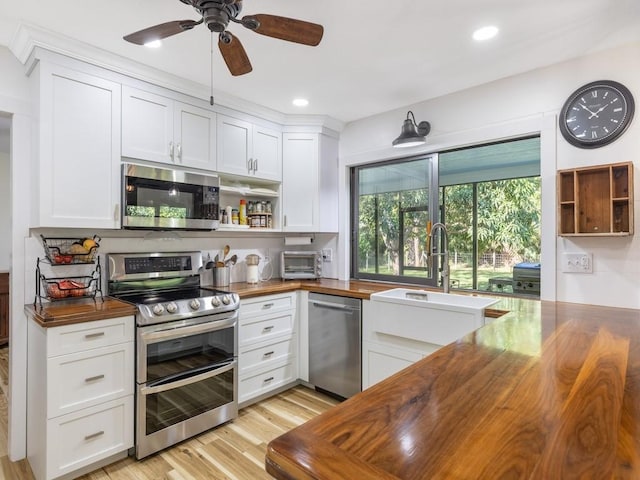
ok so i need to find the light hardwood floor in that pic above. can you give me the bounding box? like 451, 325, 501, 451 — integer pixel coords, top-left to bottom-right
0, 347, 340, 480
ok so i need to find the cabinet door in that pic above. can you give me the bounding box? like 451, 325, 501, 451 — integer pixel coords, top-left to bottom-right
38, 64, 121, 229
362, 341, 423, 389
174, 102, 216, 171
122, 86, 174, 164
217, 115, 251, 177
252, 126, 282, 181
282, 133, 318, 232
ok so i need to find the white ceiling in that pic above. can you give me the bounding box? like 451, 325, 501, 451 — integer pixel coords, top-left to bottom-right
1, 0, 640, 123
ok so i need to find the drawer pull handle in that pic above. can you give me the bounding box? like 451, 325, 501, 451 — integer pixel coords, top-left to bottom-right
263, 351, 275, 358
85, 332, 105, 339
84, 431, 105, 441
85, 374, 105, 383
262, 303, 274, 309
262, 326, 274, 333
263, 377, 274, 383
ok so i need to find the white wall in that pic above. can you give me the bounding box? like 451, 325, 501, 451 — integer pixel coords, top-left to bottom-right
339, 42, 640, 309
0, 44, 32, 460
0, 152, 9, 270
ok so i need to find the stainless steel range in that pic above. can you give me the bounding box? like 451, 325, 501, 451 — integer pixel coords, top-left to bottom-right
107, 252, 239, 459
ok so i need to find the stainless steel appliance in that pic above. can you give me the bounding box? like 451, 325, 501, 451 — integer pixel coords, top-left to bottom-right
281, 251, 322, 279
122, 163, 220, 231
107, 252, 239, 459
513, 262, 541, 295
308, 293, 361, 398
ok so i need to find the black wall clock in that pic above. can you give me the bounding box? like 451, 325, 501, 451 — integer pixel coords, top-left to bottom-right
559, 80, 635, 148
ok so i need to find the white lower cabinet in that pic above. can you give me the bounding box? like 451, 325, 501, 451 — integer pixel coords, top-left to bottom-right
238, 292, 298, 405
28, 316, 135, 480
361, 300, 442, 389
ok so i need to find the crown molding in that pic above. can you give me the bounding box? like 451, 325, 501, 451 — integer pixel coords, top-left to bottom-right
9, 23, 344, 132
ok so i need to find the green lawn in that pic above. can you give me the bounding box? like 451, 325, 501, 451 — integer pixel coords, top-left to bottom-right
359, 264, 513, 292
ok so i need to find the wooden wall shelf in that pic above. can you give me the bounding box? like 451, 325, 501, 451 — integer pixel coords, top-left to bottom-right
557, 162, 634, 236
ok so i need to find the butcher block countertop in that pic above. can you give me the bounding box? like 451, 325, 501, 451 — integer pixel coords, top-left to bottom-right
224, 279, 512, 318
25, 297, 137, 327
266, 300, 640, 480
25, 279, 515, 327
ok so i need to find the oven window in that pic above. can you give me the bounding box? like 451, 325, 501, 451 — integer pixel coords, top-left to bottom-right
146, 327, 235, 382
145, 368, 234, 435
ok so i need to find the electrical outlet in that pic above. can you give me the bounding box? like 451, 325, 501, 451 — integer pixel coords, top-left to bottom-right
562, 252, 593, 273
322, 248, 333, 262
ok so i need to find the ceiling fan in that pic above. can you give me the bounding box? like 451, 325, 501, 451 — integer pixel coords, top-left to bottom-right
123, 0, 324, 76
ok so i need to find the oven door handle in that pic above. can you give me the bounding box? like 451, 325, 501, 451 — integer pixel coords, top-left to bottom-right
141, 316, 237, 343
141, 360, 236, 395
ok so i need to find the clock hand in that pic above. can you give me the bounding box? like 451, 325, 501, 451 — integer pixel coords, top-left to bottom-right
588, 104, 610, 119
577, 103, 598, 116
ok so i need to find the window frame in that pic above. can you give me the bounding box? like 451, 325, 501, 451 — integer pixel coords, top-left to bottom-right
350, 153, 440, 286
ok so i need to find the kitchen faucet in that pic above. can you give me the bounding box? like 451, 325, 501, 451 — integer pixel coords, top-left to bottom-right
428, 222, 450, 293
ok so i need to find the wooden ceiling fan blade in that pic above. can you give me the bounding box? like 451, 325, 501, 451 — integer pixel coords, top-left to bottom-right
123, 20, 201, 45
246, 14, 324, 46
218, 33, 253, 76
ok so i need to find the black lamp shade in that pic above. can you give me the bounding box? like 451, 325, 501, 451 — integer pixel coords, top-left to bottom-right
392, 112, 431, 148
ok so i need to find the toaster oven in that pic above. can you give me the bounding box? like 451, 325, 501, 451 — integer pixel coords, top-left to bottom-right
281, 251, 322, 279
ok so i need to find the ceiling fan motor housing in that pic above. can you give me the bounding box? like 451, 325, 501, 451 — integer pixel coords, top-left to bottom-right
194, 0, 242, 32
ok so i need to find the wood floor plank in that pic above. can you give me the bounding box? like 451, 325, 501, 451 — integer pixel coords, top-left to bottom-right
198, 438, 273, 480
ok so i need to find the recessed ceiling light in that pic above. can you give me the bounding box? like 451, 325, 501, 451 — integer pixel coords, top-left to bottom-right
144, 40, 162, 48
472, 26, 499, 42
292, 98, 309, 107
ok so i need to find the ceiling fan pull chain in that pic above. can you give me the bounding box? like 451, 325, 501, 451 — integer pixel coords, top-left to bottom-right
210, 32, 215, 106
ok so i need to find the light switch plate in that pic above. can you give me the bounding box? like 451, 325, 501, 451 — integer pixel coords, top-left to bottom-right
562, 252, 593, 273
322, 248, 333, 262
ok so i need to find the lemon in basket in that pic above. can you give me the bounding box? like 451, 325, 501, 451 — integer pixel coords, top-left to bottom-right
82, 238, 98, 251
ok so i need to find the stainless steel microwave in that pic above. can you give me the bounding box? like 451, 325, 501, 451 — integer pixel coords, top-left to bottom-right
281, 251, 323, 279
122, 163, 220, 231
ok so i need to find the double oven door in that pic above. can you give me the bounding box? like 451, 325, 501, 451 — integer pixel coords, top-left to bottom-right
136, 311, 238, 459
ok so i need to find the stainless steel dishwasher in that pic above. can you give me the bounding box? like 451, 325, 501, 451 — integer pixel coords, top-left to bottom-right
308, 292, 362, 398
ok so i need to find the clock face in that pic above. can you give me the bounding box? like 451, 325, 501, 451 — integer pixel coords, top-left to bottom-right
559, 80, 635, 148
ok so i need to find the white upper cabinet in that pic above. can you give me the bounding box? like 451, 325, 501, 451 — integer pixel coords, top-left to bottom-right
282, 132, 339, 232
32, 62, 122, 229
122, 86, 216, 171
217, 115, 282, 181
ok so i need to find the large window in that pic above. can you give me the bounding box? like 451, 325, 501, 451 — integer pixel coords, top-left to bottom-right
351, 156, 438, 285
440, 137, 541, 295
351, 137, 541, 295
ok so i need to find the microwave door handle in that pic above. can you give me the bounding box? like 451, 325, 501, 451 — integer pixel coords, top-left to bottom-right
141, 361, 236, 395
141, 316, 237, 343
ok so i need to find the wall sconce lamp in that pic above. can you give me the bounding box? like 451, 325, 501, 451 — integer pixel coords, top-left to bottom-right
392, 111, 431, 148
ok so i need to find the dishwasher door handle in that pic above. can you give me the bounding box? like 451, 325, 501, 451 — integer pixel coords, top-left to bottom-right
310, 300, 359, 313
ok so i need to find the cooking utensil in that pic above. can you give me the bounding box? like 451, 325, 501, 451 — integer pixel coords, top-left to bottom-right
216, 261, 225, 267
225, 254, 237, 266
222, 245, 230, 262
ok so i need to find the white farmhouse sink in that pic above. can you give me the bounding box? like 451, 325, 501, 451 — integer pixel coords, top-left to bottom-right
370, 288, 498, 310
368, 288, 499, 346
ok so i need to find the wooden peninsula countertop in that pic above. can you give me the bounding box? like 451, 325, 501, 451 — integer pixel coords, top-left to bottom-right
266, 301, 640, 479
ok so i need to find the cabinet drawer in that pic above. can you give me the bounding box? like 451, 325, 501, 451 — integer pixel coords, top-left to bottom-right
47, 316, 134, 356
240, 293, 295, 319
239, 312, 294, 346
238, 362, 297, 404
239, 335, 296, 375
46, 396, 133, 480
47, 342, 134, 418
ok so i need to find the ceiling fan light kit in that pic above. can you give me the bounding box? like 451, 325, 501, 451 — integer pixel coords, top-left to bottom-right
392, 111, 431, 148
123, 0, 324, 76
